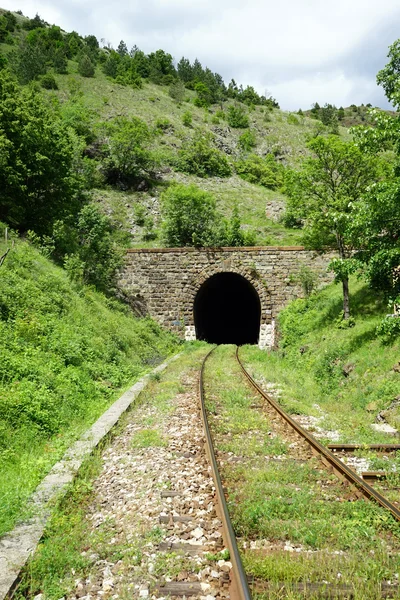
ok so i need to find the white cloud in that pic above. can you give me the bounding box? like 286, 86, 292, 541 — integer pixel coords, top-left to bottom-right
3, 0, 399, 108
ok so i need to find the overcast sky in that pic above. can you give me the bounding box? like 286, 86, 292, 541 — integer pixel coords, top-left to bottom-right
4, 0, 399, 110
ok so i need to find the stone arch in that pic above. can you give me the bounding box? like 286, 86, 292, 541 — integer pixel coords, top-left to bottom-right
182, 261, 274, 348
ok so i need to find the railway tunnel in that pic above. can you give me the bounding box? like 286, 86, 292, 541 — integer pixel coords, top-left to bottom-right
193, 272, 261, 345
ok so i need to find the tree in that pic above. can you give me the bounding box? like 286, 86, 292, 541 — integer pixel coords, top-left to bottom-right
161, 184, 219, 247
178, 131, 231, 178
285, 136, 380, 319
117, 40, 128, 57
226, 104, 249, 128
78, 53, 95, 77
169, 79, 185, 103
194, 82, 212, 107
0, 72, 81, 235
103, 116, 155, 187
58, 204, 123, 291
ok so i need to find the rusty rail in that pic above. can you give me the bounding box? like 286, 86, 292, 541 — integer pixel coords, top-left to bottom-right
200, 348, 252, 600
235, 347, 400, 523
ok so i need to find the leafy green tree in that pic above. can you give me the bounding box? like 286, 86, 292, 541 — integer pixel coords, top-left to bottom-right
285, 136, 380, 319
178, 131, 231, 177
117, 40, 128, 57
225, 203, 256, 246
235, 154, 284, 189
169, 79, 185, 103
58, 204, 123, 291
12, 38, 47, 83
238, 129, 257, 152
78, 53, 95, 77
23, 13, 45, 30
103, 116, 155, 187
161, 184, 219, 247
177, 57, 192, 82
0, 72, 81, 235
226, 104, 249, 128
194, 82, 212, 107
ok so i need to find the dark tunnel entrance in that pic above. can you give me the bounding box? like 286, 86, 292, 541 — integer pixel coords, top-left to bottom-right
194, 272, 261, 345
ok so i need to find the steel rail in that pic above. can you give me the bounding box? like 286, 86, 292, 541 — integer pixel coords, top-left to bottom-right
235, 347, 400, 523
199, 348, 252, 600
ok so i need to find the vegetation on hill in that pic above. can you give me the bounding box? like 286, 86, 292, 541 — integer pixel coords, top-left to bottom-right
242, 276, 400, 442
0, 230, 177, 536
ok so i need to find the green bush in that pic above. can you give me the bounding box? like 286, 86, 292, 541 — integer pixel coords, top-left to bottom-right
161, 184, 219, 246
238, 129, 256, 152
40, 73, 58, 90
0, 71, 82, 235
155, 117, 173, 132
0, 236, 177, 535
287, 113, 300, 125
235, 153, 284, 189
227, 104, 249, 128
182, 111, 193, 127
78, 54, 95, 78
102, 116, 155, 187
178, 131, 231, 177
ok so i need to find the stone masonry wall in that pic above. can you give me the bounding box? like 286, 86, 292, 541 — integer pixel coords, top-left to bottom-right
118, 246, 332, 348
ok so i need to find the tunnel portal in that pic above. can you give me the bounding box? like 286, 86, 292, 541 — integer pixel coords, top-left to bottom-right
194, 272, 261, 345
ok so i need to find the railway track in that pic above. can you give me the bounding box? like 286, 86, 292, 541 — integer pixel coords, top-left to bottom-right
200, 346, 400, 599
10, 345, 400, 599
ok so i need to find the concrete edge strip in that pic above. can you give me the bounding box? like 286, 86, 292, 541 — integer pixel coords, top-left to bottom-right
0, 353, 181, 600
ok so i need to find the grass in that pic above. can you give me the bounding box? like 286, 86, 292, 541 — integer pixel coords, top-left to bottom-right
204, 345, 400, 598
14, 342, 210, 600
0, 236, 178, 537
28, 56, 350, 248
240, 277, 400, 445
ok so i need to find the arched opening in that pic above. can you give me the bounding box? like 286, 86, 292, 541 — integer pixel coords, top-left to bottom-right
194, 272, 261, 345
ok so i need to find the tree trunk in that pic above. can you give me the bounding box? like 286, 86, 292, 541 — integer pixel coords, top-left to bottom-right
342, 276, 350, 320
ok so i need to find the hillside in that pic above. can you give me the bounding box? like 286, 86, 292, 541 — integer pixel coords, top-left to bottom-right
0, 7, 356, 248
0, 230, 177, 536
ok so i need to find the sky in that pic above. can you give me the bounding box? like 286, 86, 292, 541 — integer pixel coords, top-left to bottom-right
3, 0, 399, 110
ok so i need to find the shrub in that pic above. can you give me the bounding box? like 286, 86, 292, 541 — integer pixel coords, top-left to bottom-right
287, 113, 300, 125
102, 116, 155, 187
78, 54, 95, 78
168, 80, 185, 103
235, 153, 284, 189
155, 117, 172, 133
182, 111, 193, 127
238, 129, 256, 152
227, 104, 249, 128
0, 72, 81, 235
161, 184, 219, 247
178, 131, 231, 178
40, 73, 58, 90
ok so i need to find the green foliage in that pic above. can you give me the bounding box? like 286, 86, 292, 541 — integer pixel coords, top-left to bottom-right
287, 113, 300, 125
376, 315, 400, 341
161, 184, 219, 247
224, 203, 256, 247
102, 116, 155, 187
238, 129, 257, 152
168, 79, 185, 103
182, 110, 193, 127
285, 136, 381, 317
78, 53, 95, 78
155, 117, 172, 132
235, 154, 284, 189
40, 72, 58, 90
226, 104, 249, 128
0, 236, 177, 535
194, 82, 212, 107
177, 131, 232, 177
0, 72, 82, 235
51, 204, 124, 292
